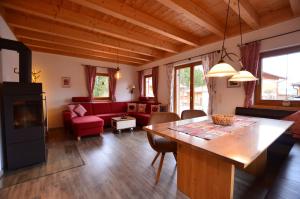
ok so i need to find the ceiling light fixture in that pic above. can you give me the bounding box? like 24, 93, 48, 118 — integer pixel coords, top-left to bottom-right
207, 0, 258, 82
228, 0, 257, 82
206, 0, 238, 77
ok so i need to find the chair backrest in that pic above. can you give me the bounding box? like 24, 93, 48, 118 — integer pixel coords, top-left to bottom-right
181, 110, 207, 120
149, 112, 180, 125
147, 112, 180, 150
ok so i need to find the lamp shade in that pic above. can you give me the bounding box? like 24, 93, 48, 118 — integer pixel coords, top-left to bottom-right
228, 70, 258, 82
115, 67, 121, 79
206, 61, 237, 77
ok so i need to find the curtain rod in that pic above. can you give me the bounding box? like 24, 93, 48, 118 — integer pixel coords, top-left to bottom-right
244, 29, 300, 45
82, 64, 117, 69
165, 29, 300, 66
165, 49, 221, 66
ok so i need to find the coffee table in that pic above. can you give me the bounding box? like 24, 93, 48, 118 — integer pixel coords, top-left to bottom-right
111, 116, 136, 133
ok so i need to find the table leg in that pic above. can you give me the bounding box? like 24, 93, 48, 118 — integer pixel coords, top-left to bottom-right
177, 144, 235, 199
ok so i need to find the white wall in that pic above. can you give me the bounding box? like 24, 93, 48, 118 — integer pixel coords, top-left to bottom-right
0, 15, 19, 177
138, 17, 300, 114
32, 52, 138, 128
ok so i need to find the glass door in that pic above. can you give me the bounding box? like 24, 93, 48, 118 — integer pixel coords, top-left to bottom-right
193, 65, 208, 112
175, 67, 191, 115
175, 62, 208, 115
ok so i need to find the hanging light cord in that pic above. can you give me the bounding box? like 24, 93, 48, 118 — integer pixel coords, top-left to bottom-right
238, 0, 243, 46
220, 0, 231, 60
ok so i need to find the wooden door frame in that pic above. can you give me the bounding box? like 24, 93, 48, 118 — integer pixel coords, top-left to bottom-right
174, 61, 202, 113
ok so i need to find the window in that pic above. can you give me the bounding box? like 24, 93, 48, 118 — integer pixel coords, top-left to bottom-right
174, 62, 208, 115
93, 73, 110, 99
255, 46, 300, 106
144, 75, 154, 97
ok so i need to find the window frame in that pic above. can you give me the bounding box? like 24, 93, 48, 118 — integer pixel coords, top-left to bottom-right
144, 74, 154, 97
254, 45, 300, 107
173, 61, 204, 113
93, 73, 111, 100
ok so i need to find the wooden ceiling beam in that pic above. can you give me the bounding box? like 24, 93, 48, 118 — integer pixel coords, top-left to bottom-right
14, 28, 152, 62
22, 38, 144, 65
224, 0, 259, 29
289, 0, 300, 16
29, 46, 140, 66
0, 0, 179, 53
157, 0, 223, 37
68, 0, 200, 46
4, 10, 162, 57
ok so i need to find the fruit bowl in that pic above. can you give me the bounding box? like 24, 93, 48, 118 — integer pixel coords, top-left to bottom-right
212, 114, 235, 126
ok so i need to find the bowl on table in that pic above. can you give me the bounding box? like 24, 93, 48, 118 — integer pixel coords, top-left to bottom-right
212, 114, 235, 126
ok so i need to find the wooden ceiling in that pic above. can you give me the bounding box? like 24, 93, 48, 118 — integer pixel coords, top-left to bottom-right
0, 0, 299, 66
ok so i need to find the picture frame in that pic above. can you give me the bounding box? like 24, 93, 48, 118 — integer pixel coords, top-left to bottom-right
62, 77, 71, 88
227, 78, 241, 88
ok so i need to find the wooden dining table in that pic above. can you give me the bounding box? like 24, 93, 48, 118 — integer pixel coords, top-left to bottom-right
143, 116, 294, 199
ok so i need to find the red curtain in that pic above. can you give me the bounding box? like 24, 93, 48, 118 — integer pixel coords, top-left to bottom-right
138, 70, 144, 97
85, 65, 96, 99
108, 68, 117, 101
152, 66, 159, 102
240, 41, 261, 107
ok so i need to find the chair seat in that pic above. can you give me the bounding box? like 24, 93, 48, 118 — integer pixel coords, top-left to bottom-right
153, 136, 177, 152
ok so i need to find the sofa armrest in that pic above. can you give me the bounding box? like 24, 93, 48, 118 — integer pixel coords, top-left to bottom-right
63, 110, 73, 128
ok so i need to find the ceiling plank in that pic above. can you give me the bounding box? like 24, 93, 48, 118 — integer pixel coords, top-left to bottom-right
14, 28, 152, 62
68, 0, 201, 46
4, 10, 163, 57
157, 0, 223, 37
289, 0, 300, 16
224, 0, 259, 29
0, 0, 179, 53
22, 38, 143, 65
29, 46, 140, 66
19, 37, 146, 65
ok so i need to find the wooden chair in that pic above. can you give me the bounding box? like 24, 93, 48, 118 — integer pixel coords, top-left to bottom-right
181, 109, 207, 120
146, 112, 180, 184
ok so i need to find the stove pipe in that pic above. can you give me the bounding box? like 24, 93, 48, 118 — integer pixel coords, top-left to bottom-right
0, 38, 32, 83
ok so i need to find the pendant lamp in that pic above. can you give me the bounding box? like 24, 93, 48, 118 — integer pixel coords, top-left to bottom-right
228, 0, 257, 82
206, 0, 237, 77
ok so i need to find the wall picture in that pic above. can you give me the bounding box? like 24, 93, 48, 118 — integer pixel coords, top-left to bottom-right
62, 77, 71, 88
227, 79, 241, 88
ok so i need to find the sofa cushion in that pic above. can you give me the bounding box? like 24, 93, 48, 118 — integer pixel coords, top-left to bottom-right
111, 102, 127, 113
68, 104, 78, 118
145, 103, 160, 113
79, 103, 93, 115
92, 103, 112, 114
150, 104, 160, 113
137, 104, 146, 113
74, 104, 87, 116
127, 103, 137, 112
72, 116, 104, 130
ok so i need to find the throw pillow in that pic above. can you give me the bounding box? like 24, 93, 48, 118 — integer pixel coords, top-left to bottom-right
137, 104, 146, 113
127, 103, 137, 112
74, 104, 87, 117
151, 104, 160, 113
68, 104, 78, 118
283, 111, 300, 139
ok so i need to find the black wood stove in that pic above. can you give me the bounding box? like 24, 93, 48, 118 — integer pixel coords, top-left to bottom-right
0, 38, 46, 170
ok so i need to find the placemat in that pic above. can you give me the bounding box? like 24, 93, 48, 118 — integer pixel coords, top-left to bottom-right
169, 116, 257, 140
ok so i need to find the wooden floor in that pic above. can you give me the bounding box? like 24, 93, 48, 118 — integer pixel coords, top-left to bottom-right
0, 128, 298, 199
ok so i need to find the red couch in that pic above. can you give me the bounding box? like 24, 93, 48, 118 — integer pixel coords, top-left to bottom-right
63, 101, 159, 139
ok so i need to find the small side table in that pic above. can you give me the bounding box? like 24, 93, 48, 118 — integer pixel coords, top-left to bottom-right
111, 116, 136, 133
